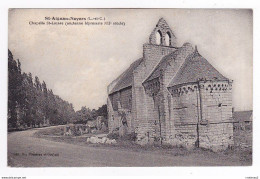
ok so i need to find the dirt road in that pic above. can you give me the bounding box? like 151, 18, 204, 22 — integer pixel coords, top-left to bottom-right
8, 126, 243, 167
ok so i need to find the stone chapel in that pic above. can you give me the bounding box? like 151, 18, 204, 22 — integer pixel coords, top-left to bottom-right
107, 18, 234, 151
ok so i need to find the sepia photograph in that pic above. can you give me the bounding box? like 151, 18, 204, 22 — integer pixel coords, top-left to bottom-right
7, 8, 253, 167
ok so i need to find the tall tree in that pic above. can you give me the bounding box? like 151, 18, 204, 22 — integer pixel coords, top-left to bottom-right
8, 49, 76, 129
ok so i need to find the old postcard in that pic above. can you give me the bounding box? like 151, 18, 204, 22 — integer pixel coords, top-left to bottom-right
7, 8, 253, 167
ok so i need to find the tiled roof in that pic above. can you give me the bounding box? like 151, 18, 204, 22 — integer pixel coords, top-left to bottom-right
168, 48, 229, 87
233, 111, 253, 122
109, 58, 143, 95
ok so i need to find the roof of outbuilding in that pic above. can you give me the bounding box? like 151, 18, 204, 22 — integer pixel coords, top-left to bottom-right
233, 110, 253, 122
109, 58, 143, 95
168, 48, 229, 87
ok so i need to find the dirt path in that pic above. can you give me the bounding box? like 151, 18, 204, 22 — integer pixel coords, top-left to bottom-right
8, 126, 245, 167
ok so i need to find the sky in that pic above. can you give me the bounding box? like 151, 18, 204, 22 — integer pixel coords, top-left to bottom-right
8, 9, 253, 111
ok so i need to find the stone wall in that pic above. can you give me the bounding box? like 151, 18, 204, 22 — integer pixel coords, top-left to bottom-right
198, 80, 234, 151
138, 43, 195, 144
199, 123, 233, 151
167, 84, 200, 149
199, 81, 233, 124
144, 78, 165, 143
167, 80, 234, 151
134, 43, 176, 143
163, 43, 194, 141
132, 63, 148, 141
109, 92, 120, 111
173, 124, 198, 149
107, 87, 133, 133
120, 87, 132, 110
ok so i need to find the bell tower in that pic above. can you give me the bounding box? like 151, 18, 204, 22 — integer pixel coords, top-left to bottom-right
149, 18, 177, 47
143, 18, 177, 72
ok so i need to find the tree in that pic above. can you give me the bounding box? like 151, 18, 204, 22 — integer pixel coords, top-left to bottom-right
8, 49, 76, 130
8, 50, 23, 128
96, 104, 107, 119
75, 106, 93, 123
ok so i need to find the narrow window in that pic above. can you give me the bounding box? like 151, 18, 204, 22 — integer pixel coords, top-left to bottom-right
165, 32, 171, 46
156, 30, 162, 45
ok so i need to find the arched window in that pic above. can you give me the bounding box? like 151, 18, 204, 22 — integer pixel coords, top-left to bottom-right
156, 30, 162, 45
165, 32, 171, 46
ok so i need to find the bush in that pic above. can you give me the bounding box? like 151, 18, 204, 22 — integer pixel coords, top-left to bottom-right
121, 132, 137, 141
107, 132, 119, 140
107, 132, 137, 141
